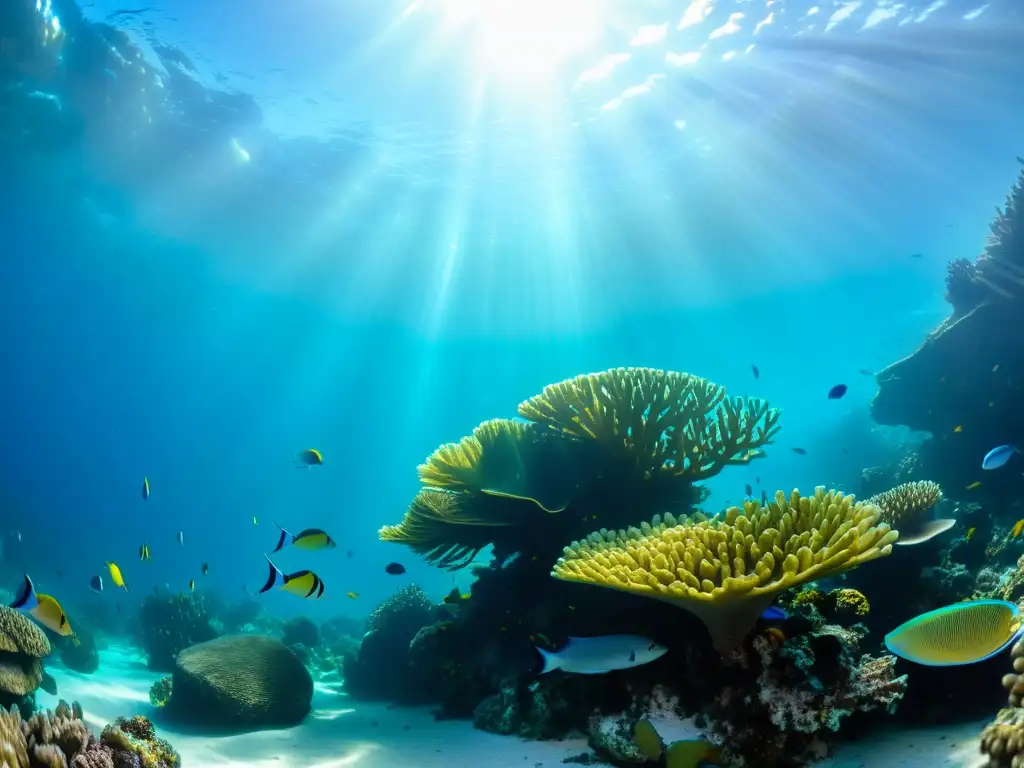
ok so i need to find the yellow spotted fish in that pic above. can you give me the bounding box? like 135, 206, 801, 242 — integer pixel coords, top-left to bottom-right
10, 574, 76, 639
633, 718, 723, 768
106, 561, 129, 592
884, 599, 1024, 666
258, 556, 325, 600
271, 522, 336, 553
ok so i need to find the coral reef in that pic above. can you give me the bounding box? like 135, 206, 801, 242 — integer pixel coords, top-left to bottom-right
381, 368, 780, 569
0, 605, 52, 711
980, 640, 1024, 767
281, 617, 319, 649
0, 699, 179, 768
137, 593, 218, 672
344, 586, 439, 702
551, 487, 897, 651
148, 677, 172, 708
166, 635, 312, 730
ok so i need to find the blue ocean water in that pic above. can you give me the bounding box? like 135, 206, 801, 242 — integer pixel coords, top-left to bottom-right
1, 0, 1024, 765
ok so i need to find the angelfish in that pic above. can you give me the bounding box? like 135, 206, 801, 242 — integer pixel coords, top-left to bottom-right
271, 522, 336, 552
10, 574, 75, 638
258, 556, 326, 599
535, 635, 667, 675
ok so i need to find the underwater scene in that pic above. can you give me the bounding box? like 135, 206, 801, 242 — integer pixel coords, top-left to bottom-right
2, 0, 1024, 766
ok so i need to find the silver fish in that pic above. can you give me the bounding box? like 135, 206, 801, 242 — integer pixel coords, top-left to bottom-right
536, 635, 667, 675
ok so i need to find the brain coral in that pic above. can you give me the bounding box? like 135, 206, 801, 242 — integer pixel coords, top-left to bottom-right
169, 635, 313, 729
0, 605, 52, 698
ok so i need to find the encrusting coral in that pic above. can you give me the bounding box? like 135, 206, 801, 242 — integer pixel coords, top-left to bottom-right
867, 480, 952, 545
551, 487, 898, 651
381, 367, 781, 569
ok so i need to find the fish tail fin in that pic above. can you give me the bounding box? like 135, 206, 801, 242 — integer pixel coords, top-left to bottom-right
10, 574, 36, 609
259, 556, 282, 594
534, 646, 560, 674
271, 522, 291, 553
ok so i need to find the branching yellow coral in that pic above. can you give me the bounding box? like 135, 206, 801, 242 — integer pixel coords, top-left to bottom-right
551, 487, 898, 651
518, 367, 781, 480
867, 480, 951, 546
381, 368, 781, 569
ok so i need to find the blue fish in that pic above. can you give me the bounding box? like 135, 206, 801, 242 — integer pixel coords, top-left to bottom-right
761, 606, 787, 621
535, 635, 667, 675
89, 575, 103, 594
982, 445, 1020, 470
827, 384, 848, 400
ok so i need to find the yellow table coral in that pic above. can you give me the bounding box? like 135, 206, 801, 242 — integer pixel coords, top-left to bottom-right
551, 487, 899, 652
380, 368, 781, 569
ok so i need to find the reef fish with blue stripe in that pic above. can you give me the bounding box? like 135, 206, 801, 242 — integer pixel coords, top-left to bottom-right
885, 599, 1023, 666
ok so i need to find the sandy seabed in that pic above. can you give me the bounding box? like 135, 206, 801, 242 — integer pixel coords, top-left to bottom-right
37, 646, 989, 768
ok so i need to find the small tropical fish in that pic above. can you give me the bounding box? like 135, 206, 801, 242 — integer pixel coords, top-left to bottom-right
347, 591, 359, 599
827, 384, 848, 400
751, 364, 759, 380
983, 445, 1020, 470
177, 531, 184, 545
106, 562, 128, 592
139, 543, 151, 562
792, 447, 807, 455
294, 449, 323, 467
755, 476, 760, 484
858, 369, 873, 376
253, 516, 259, 525
954, 425, 963, 433
761, 490, 768, 507
535, 635, 667, 675
761, 606, 787, 621
189, 580, 195, 592
1013, 519, 1024, 539
39, 671, 58, 696
271, 522, 336, 553
885, 600, 1024, 666
993, 364, 1000, 373
966, 527, 977, 542
258, 556, 326, 599
385, 562, 406, 575
10, 575, 75, 638
89, 575, 103, 594
763, 626, 787, 647
142, 477, 150, 500
967, 481, 982, 491
634, 718, 723, 768
14, 531, 21, 543
201, 563, 209, 576
895, 518, 958, 546
744, 483, 752, 497
908, 252, 923, 258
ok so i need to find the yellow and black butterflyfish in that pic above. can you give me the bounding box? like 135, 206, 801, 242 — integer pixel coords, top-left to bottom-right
258, 556, 325, 600
271, 522, 336, 553
10, 574, 76, 639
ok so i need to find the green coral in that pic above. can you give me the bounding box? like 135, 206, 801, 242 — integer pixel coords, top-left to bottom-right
101, 716, 180, 768
149, 676, 173, 708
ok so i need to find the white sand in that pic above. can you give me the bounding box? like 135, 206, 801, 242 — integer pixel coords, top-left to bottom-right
37, 646, 990, 767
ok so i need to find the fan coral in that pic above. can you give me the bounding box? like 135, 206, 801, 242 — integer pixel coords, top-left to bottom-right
381, 367, 781, 569
868, 480, 951, 545
551, 487, 898, 651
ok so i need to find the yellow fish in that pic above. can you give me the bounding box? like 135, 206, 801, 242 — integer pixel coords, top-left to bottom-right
106, 561, 129, 592
633, 718, 723, 768
294, 448, 323, 467
954, 425, 963, 433
258, 556, 325, 600
966, 527, 977, 542
10, 574, 75, 639
967, 481, 982, 491
271, 522, 336, 553
139, 543, 151, 562
346, 591, 359, 599
1013, 520, 1024, 539
142, 477, 150, 500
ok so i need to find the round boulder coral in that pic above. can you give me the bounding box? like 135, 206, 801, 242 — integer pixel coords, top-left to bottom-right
168, 635, 312, 730
0, 605, 52, 702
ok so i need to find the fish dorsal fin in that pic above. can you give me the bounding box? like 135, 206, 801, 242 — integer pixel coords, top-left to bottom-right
895, 518, 957, 546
